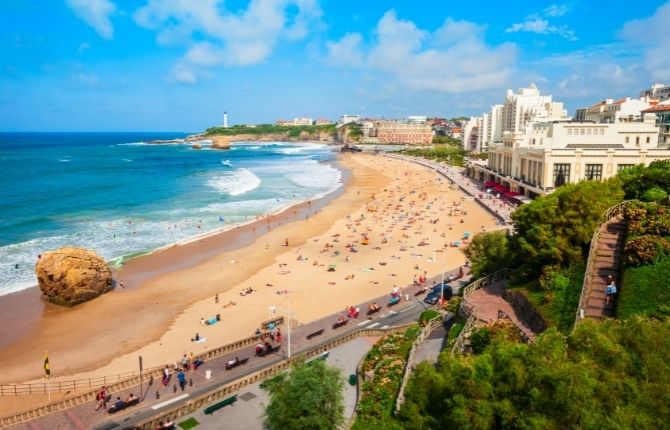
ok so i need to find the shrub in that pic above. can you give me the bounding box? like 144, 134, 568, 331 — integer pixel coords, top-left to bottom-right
623, 234, 670, 266
642, 186, 669, 203
469, 327, 491, 353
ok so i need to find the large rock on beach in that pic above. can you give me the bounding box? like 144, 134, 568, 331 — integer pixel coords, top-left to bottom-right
35, 247, 113, 306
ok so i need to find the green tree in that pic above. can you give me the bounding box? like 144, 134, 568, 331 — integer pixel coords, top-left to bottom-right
263, 359, 345, 430
398, 318, 670, 429
348, 123, 363, 142
618, 160, 670, 200
462, 230, 514, 277
511, 179, 624, 275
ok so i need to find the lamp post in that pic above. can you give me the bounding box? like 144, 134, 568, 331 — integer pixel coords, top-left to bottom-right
432, 250, 446, 302
269, 293, 293, 359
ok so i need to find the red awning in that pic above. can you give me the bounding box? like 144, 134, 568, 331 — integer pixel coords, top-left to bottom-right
504, 191, 521, 197
483, 181, 496, 188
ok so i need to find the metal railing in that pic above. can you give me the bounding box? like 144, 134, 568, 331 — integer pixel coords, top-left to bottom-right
0, 332, 266, 397
574, 200, 632, 328
452, 268, 514, 355
497, 309, 534, 344
0, 323, 416, 428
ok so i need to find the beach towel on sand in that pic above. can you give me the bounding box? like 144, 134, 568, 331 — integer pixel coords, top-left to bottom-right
195, 337, 208, 343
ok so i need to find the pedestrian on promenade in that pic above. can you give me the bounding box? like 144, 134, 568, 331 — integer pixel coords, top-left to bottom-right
177, 369, 187, 391
95, 385, 108, 411
162, 366, 170, 386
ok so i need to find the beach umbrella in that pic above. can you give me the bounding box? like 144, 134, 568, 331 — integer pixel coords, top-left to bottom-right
219, 216, 225, 222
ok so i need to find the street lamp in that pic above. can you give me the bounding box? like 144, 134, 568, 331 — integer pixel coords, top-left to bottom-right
269, 293, 293, 359
431, 250, 447, 302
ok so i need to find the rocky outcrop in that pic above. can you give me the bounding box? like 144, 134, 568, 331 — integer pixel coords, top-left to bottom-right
35, 247, 113, 306
208, 132, 335, 149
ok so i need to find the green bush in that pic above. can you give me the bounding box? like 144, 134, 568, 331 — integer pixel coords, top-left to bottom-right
418, 309, 440, 325
642, 186, 669, 203
398, 318, 670, 429
623, 234, 670, 266
619, 254, 670, 319
469, 327, 491, 353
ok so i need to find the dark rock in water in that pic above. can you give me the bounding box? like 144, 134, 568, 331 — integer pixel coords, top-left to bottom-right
35, 247, 113, 306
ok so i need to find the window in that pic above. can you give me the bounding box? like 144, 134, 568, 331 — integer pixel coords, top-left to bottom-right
625, 136, 630, 143
585, 164, 603, 180
553, 164, 570, 187
617, 164, 634, 172
600, 129, 604, 135
567, 129, 572, 135
646, 136, 650, 143
636, 136, 640, 145
587, 128, 592, 135
580, 129, 585, 135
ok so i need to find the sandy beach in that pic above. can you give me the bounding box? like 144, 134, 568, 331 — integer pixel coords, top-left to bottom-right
0, 153, 498, 394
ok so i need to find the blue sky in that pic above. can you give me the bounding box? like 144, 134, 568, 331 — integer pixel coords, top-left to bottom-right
1, 0, 669, 131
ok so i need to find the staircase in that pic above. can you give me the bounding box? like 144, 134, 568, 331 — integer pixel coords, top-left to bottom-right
582, 217, 627, 318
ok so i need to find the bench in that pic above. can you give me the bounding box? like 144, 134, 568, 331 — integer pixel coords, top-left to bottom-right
225, 357, 249, 370
106, 397, 139, 414
332, 320, 348, 329
203, 395, 238, 415
306, 329, 324, 340
261, 316, 284, 330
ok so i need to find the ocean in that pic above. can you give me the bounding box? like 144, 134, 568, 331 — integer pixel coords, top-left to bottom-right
0, 132, 342, 296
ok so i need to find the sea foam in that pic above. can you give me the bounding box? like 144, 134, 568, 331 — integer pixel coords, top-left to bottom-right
207, 168, 261, 196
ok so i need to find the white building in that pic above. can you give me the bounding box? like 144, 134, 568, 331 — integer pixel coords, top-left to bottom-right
461, 117, 481, 151
580, 96, 655, 123
407, 115, 428, 124
641, 83, 670, 102
501, 84, 567, 134
293, 117, 313, 126
467, 114, 670, 197
338, 114, 360, 126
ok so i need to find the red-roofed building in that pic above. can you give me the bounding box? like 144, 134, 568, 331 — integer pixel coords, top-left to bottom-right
578, 96, 656, 123
643, 101, 670, 145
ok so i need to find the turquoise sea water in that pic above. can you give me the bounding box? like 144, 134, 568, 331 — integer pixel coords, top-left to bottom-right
0, 132, 341, 295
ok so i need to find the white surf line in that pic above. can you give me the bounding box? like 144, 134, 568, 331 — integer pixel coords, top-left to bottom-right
151, 394, 190, 410
367, 322, 380, 329
357, 319, 372, 327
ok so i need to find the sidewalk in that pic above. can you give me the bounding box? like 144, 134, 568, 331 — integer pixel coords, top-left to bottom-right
5, 266, 464, 430
180, 336, 378, 430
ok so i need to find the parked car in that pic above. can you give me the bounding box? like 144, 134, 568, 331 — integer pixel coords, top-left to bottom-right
424, 283, 452, 305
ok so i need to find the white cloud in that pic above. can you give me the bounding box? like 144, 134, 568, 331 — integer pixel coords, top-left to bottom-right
325, 11, 516, 93
544, 4, 570, 17
167, 64, 197, 84
66, 0, 116, 39
619, 1, 670, 82
506, 5, 576, 41
78, 42, 91, 53
134, 0, 322, 83
506, 16, 576, 41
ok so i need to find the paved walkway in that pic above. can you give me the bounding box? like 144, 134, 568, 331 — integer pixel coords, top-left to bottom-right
181, 336, 378, 430
413, 324, 448, 365
466, 281, 535, 340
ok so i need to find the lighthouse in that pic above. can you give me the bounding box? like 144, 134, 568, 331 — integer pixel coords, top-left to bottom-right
223, 112, 229, 128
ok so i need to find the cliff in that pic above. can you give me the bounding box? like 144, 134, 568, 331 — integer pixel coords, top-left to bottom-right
208, 131, 335, 149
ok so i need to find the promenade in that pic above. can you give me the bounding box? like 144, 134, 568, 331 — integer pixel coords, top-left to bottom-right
4, 266, 466, 430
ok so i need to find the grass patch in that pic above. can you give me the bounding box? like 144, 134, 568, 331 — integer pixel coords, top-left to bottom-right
507, 263, 584, 333
619, 255, 670, 319
447, 318, 464, 346
178, 417, 200, 430
400, 144, 467, 167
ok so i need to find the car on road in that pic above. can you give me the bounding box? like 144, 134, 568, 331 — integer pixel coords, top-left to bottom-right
424, 283, 452, 305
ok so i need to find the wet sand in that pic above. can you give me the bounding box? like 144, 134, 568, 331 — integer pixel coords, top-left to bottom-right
0, 154, 498, 393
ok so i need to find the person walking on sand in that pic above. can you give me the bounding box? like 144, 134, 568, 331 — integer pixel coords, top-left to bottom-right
284, 238, 289, 247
